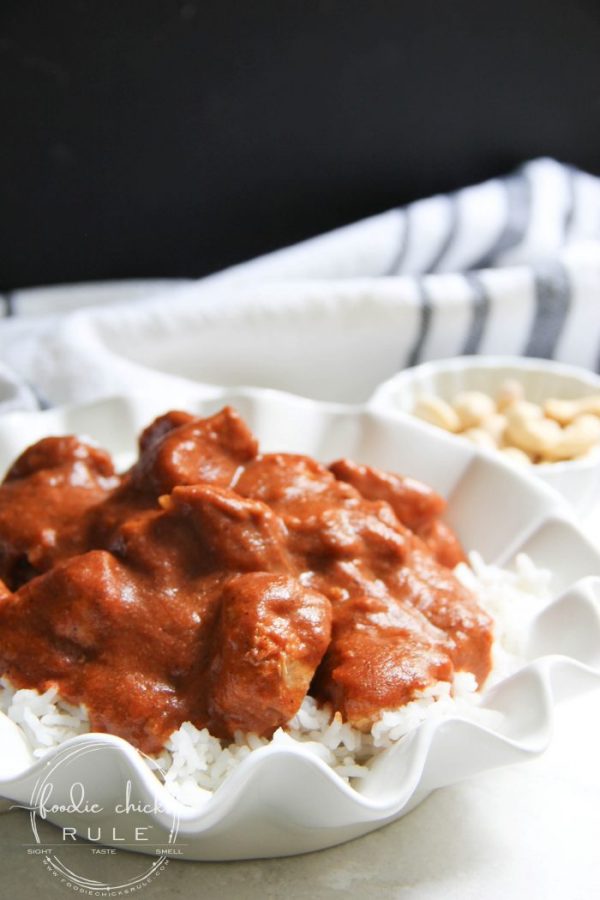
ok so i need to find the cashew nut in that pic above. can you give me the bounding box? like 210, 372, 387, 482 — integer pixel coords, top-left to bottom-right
452, 391, 497, 430
500, 446, 532, 465
479, 412, 507, 445
541, 414, 600, 461
544, 395, 600, 425
496, 379, 525, 411
413, 395, 461, 432
504, 402, 562, 458
409, 379, 600, 465
461, 428, 498, 450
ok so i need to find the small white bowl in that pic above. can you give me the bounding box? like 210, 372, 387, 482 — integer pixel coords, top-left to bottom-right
368, 356, 600, 515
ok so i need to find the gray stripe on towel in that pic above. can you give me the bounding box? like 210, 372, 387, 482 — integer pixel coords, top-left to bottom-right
594, 329, 600, 375
470, 170, 531, 269
384, 209, 409, 275
462, 273, 491, 355
406, 280, 433, 367
523, 261, 572, 359
426, 194, 459, 273
26, 381, 52, 411
2, 294, 15, 317
563, 164, 577, 239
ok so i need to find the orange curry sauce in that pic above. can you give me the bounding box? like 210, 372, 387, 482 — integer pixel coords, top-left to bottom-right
0, 408, 493, 753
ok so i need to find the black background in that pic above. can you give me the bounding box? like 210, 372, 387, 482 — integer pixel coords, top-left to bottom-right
1, 0, 600, 291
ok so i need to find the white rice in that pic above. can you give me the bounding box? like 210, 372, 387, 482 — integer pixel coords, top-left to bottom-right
0, 552, 552, 807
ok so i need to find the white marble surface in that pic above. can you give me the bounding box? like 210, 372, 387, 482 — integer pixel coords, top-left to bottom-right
1, 516, 599, 899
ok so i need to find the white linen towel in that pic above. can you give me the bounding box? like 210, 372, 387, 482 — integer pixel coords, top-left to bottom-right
1, 157, 600, 411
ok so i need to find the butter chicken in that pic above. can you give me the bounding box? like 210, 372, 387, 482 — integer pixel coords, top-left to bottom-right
0, 408, 493, 753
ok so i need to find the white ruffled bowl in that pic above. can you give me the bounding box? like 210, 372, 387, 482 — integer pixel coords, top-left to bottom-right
368, 356, 600, 515
0, 388, 599, 860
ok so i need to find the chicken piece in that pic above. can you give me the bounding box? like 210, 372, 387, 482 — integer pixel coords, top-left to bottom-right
87, 407, 260, 549
238, 452, 493, 727
137, 409, 196, 454
157, 484, 293, 575
0, 469, 331, 750
0, 436, 119, 588
0, 548, 198, 751
236, 453, 340, 503
311, 544, 492, 725
236, 453, 404, 571
130, 406, 258, 495
416, 519, 466, 570
393, 544, 493, 685
0, 550, 143, 681
312, 588, 454, 729
329, 459, 466, 567
206, 572, 332, 736
329, 459, 445, 531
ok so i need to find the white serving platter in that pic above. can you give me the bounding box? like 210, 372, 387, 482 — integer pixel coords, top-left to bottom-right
0, 388, 599, 860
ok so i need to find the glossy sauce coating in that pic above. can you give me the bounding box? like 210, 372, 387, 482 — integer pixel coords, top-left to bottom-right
0, 408, 493, 752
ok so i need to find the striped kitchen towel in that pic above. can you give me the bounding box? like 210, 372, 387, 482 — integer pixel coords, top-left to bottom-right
1, 156, 600, 410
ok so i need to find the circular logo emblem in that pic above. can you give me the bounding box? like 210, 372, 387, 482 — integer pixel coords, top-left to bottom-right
20, 739, 181, 895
